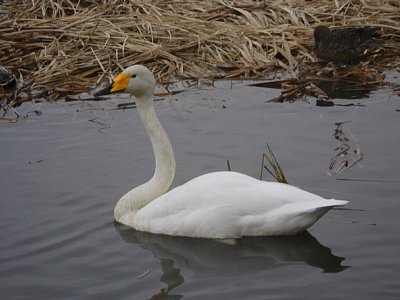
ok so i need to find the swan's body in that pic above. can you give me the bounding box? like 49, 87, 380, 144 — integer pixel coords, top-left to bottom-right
123, 171, 346, 238
94, 65, 348, 239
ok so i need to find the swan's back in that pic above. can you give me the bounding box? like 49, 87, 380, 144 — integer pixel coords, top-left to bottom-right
132, 172, 347, 238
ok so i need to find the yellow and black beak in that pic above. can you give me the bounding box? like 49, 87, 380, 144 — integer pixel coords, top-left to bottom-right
93, 73, 131, 96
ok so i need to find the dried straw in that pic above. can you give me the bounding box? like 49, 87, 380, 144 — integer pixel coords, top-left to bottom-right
0, 0, 399, 104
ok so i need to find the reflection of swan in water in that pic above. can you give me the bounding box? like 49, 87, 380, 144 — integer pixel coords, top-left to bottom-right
94, 65, 348, 239
115, 223, 348, 297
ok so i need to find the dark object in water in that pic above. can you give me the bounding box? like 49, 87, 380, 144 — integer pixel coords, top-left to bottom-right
316, 99, 334, 107
313, 25, 379, 64
0, 66, 17, 89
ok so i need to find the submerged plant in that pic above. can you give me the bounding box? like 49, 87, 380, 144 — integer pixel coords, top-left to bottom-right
329, 121, 363, 175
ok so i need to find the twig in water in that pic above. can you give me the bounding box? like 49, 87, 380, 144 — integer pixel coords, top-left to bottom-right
149, 287, 168, 299
226, 159, 231, 171
137, 270, 151, 279
328, 121, 363, 175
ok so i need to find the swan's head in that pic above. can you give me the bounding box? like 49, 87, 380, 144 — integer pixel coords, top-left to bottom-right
94, 65, 155, 98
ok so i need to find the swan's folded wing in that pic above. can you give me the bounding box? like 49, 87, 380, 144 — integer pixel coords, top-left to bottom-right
240, 199, 348, 236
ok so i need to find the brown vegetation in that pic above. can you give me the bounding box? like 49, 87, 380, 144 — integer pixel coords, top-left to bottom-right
0, 0, 399, 109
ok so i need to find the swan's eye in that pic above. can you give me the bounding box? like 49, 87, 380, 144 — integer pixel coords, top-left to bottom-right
132, 74, 137, 79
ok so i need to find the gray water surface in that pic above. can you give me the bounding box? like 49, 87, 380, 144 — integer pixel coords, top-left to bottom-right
1, 81, 399, 299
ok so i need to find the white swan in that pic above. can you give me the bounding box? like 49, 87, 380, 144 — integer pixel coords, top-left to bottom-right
94, 65, 348, 239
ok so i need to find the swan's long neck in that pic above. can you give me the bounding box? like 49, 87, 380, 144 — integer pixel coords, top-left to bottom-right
114, 93, 176, 221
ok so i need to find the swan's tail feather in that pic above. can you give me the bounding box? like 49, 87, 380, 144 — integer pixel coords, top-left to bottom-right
241, 199, 349, 236
282, 199, 348, 216
327, 199, 349, 206
264, 199, 348, 235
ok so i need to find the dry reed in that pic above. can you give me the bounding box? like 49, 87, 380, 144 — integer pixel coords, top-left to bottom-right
260, 144, 289, 183
0, 0, 399, 109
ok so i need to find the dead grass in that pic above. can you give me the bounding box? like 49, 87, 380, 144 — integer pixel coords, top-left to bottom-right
0, 0, 399, 109
260, 144, 289, 184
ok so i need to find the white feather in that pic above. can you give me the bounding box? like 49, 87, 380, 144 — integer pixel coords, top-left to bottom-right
106, 65, 348, 239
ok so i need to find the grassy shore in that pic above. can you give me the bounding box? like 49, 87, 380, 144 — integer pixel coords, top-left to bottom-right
0, 0, 399, 106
